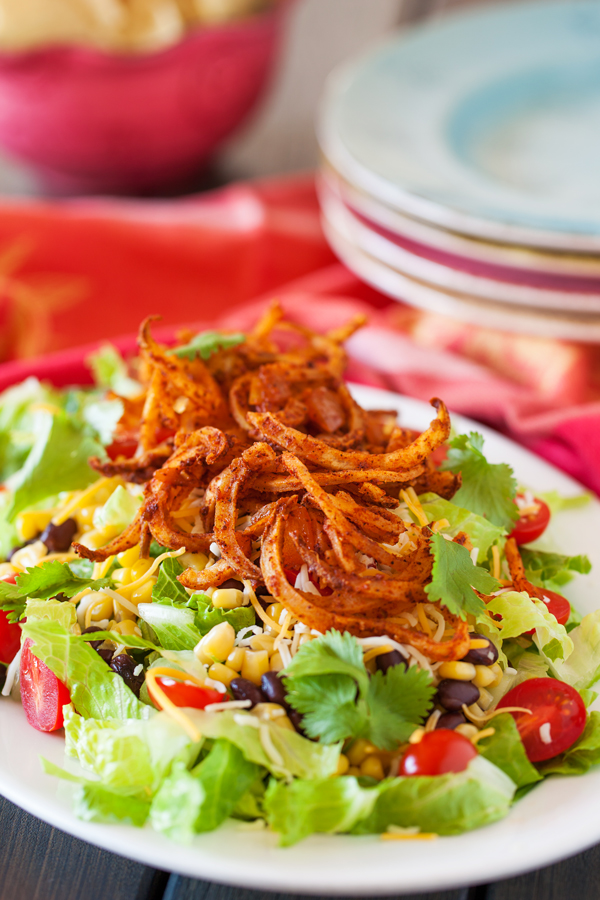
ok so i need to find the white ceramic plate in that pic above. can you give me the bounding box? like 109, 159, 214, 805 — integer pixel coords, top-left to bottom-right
1, 385, 599, 894
323, 211, 600, 343
319, 0, 600, 252
319, 179, 600, 312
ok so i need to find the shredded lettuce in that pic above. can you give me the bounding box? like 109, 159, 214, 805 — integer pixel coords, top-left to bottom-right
25, 598, 77, 630
417, 493, 505, 558
93, 485, 141, 531
86, 343, 142, 399
521, 548, 591, 591
484, 591, 574, 662
548, 609, 600, 690
0, 377, 61, 482
171, 331, 245, 361
0, 559, 112, 623
536, 712, 600, 777
477, 713, 542, 789
137, 603, 202, 651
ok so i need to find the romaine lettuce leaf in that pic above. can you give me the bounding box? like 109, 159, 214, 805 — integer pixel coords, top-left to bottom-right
0, 376, 61, 482
352, 755, 515, 838
25, 598, 77, 630
520, 548, 591, 590
548, 609, 600, 690
21, 620, 147, 720
192, 593, 256, 636
93, 485, 141, 531
477, 713, 542, 789
151, 557, 190, 606
484, 591, 573, 662
171, 331, 245, 361
86, 343, 142, 399
417, 493, 505, 558
0, 559, 113, 623
137, 603, 202, 651
536, 712, 600, 777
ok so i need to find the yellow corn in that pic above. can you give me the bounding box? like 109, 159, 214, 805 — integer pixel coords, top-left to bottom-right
437, 661, 477, 681
16, 510, 54, 542
473, 665, 497, 688
298, 633, 313, 647
226, 647, 245, 672
212, 588, 245, 610
79, 525, 120, 550
253, 702, 287, 723
469, 638, 490, 649
250, 633, 275, 653
130, 578, 156, 606
76, 506, 96, 528
477, 687, 494, 711
195, 622, 236, 664
488, 663, 504, 688
111, 567, 133, 585
269, 650, 284, 673
117, 546, 140, 568
207, 663, 238, 687
335, 754, 350, 777
456, 723, 479, 740
88, 594, 113, 622
360, 756, 385, 781
111, 619, 141, 636
347, 766, 361, 777
408, 727, 425, 744
241, 649, 270, 685
129, 559, 153, 581
266, 602, 285, 623
0, 563, 17, 579
347, 738, 377, 767
179, 552, 208, 572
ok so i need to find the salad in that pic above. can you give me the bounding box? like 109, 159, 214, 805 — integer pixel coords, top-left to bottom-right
0, 305, 598, 848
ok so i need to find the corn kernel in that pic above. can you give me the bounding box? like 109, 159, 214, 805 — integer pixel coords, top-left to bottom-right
117, 547, 140, 568
437, 661, 477, 681
269, 651, 284, 673
129, 559, 153, 581
79, 526, 120, 550
241, 649, 270, 685
207, 663, 238, 687
347, 766, 361, 777
360, 755, 385, 781
488, 663, 504, 688
335, 754, 350, 777
473, 665, 497, 688
111, 568, 133, 585
0, 563, 17, 579
212, 588, 245, 610
180, 552, 208, 572
111, 619, 141, 636
250, 633, 275, 653
88, 594, 114, 622
254, 702, 287, 722
130, 577, 156, 606
76, 506, 96, 528
195, 622, 236, 664
347, 738, 377, 767
16, 510, 54, 542
456, 723, 479, 739
266, 602, 285, 622
226, 647, 245, 672
477, 686, 494, 711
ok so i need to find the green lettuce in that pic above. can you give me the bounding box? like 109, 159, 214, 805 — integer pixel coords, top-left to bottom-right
137, 602, 202, 651
417, 493, 505, 558
150, 740, 259, 843
520, 548, 591, 591
25, 598, 77, 630
86, 343, 142, 399
536, 712, 600, 777
171, 331, 245, 361
0, 559, 113, 623
484, 591, 573, 662
0, 376, 61, 482
93, 485, 141, 531
21, 620, 147, 720
548, 610, 600, 690
477, 714, 542, 789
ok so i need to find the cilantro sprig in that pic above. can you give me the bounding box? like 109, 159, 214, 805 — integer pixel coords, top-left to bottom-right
441, 432, 518, 530
425, 533, 501, 619
283, 631, 435, 750
0, 560, 112, 623
171, 330, 245, 361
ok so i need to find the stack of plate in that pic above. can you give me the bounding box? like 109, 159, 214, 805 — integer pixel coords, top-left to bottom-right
317, 0, 600, 341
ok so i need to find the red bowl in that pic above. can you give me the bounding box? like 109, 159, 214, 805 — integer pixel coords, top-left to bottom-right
0, 4, 291, 194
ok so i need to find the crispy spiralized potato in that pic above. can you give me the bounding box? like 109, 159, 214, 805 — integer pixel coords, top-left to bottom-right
73, 306, 472, 660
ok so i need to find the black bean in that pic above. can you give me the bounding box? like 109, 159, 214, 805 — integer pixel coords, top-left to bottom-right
110, 653, 144, 697
261, 671, 288, 707
230, 677, 265, 707
436, 711, 467, 731
82, 625, 104, 651
437, 679, 480, 712
255, 584, 272, 598
98, 648, 114, 665
41, 518, 77, 554
219, 578, 245, 591
460, 633, 499, 666
375, 649, 408, 674
6, 537, 39, 561
288, 708, 306, 735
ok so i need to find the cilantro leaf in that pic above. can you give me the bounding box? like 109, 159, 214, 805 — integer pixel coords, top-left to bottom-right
0, 560, 111, 622
441, 432, 518, 530
366, 665, 436, 748
284, 631, 435, 750
425, 533, 501, 619
171, 331, 245, 361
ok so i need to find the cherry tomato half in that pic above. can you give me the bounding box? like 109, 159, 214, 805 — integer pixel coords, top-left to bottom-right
399, 729, 477, 776
0, 574, 22, 665
106, 434, 138, 461
509, 496, 551, 545
149, 677, 227, 710
497, 677, 586, 762
20, 637, 71, 732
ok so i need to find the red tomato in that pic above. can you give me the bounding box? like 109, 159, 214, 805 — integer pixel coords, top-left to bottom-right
509, 496, 551, 545
399, 729, 477, 776
150, 677, 227, 710
0, 574, 22, 665
20, 638, 71, 732
106, 434, 138, 461
497, 678, 586, 762
524, 589, 571, 636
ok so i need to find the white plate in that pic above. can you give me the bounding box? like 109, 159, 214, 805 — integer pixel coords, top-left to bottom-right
323, 211, 600, 343
319, 0, 600, 252
319, 178, 600, 312
1, 385, 599, 895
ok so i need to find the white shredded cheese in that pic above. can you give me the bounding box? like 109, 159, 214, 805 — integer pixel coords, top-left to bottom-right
209, 542, 222, 559
2, 648, 21, 697
204, 677, 227, 694
133, 664, 143, 677
235, 625, 263, 646
278, 641, 292, 668
259, 723, 285, 768
294, 565, 321, 596
205, 700, 252, 712
233, 713, 261, 727
539, 722, 552, 745
470, 547, 479, 565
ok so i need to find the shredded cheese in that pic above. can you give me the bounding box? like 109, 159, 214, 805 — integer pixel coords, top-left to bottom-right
144, 667, 203, 742
491, 545, 501, 581
381, 832, 437, 841
52, 477, 119, 525
463, 703, 532, 725
416, 604, 433, 638
122, 546, 186, 598
471, 726, 495, 745
400, 489, 429, 528
362, 645, 394, 664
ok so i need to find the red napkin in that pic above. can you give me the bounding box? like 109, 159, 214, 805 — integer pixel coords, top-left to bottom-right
0, 174, 599, 494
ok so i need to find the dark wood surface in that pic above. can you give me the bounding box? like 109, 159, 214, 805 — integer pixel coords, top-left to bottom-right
2, 791, 600, 900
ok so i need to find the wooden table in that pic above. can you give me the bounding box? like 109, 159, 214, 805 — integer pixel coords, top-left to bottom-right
1, 791, 598, 900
